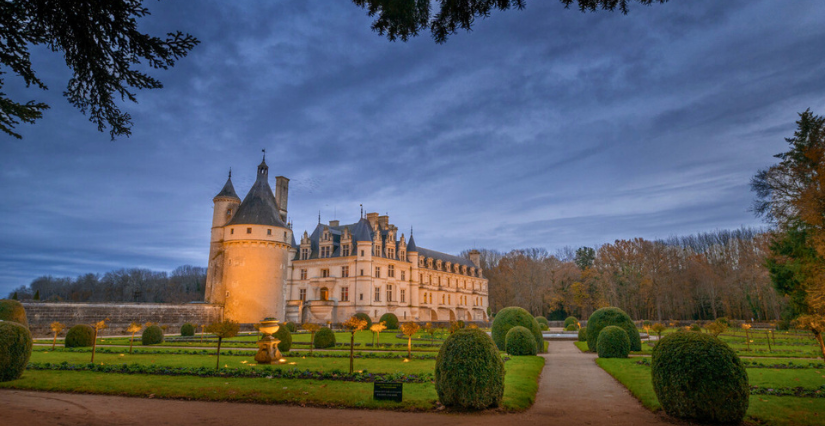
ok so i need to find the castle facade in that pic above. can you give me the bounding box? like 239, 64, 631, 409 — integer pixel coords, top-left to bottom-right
205, 158, 488, 324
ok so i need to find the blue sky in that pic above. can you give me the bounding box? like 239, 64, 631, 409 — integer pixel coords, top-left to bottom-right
2, 0, 825, 295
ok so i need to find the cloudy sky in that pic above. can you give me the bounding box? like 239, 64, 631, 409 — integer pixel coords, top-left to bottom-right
2, 0, 825, 295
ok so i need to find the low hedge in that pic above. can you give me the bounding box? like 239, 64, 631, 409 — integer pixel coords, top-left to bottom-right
314, 326, 335, 349
65, 324, 95, 348
435, 328, 505, 409
505, 325, 537, 356
180, 323, 195, 337
652, 332, 749, 423
0, 321, 32, 381
596, 325, 629, 358
0, 299, 28, 327
142, 325, 164, 345
586, 307, 641, 352
379, 313, 399, 330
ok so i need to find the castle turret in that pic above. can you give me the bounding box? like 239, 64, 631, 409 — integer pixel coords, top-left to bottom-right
205, 171, 241, 304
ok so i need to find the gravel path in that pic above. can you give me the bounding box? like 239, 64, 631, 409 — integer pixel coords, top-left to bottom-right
0, 341, 676, 426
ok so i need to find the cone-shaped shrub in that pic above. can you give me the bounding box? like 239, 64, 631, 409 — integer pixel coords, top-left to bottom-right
0, 321, 32, 381
578, 326, 587, 342
273, 324, 292, 352
563, 316, 578, 328
435, 328, 505, 409
314, 326, 335, 349
65, 324, 94, 348
141, 325, 164, 345
379, 313, 399, 330
597, 325, 630, 358
652, 332, 749, 423
180, 323, 195, 337
0, 300, 28, 327
353, 313, 372, 329
586, 307, 641, 352
505, 326, 537, 356
491, 306, 542, 353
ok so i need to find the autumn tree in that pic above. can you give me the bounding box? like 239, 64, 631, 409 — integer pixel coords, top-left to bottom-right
206, 320, 240, 369
343, 316, 368, 374
90, 319, 108, 362
49, 321, 64, 350
370, 321, 387, 345
127, 322, 142, 354
401, 322, 421, 359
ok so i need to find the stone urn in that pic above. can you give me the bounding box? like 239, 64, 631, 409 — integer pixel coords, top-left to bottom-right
255, 319, 282, 364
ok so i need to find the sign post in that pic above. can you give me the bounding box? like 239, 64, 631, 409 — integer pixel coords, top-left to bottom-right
373, 382, 403, 402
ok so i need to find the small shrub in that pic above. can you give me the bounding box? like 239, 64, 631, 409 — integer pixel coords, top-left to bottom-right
379, 313, 399, 330
578, 326, 587, 342
142, 325, 164, 345
505, 326, 537, 356
690, 323, 702, 332
65, 324, 95, 348
0, 321, 32, 381
565, 324, 577, 331
563, 316, 578, 328
180, 323, 195, 337
652, 332, 749, 423
596, 325, 630, 358
353, 313, 372, 329
491, 306, 542, 353
273, 324, 292, 352
586, 307, 642, 352
535, 316, 549, 328
0, 299, 28, 327
314, 326, 336, 349
284, 321, 297, 333
435, 328, 505, 409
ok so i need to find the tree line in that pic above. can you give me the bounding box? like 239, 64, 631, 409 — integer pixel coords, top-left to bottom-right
466, 227, 784, 322
7, 265, 206, 304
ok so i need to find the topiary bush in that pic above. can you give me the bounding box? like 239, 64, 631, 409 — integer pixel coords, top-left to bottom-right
652, 332, 749, 423
563, 316, 578, 328
586, 307, 642, 352
65, 324, 95, 348
535, 316, 549, 328
578, 326, 587, 342
314, 326, 336, 349
491, 306, 542, 353
0, 321, 32, 382
596, 325, 630, 358
273, 324, 292, 352
505, 325, 537, 356
565, 324, 578, 331
284, 321, 297, 333
142, 325, 164, 345
353, 312, 372, 329
0, 299, 28, 327
379, 313, 399, 330
435, 328, 505, 409
180, 323, 195, 337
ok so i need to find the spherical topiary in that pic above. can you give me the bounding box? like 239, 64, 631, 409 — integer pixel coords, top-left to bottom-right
652, 332, 749, 423
284, 321, 297, 333
314, 326, 336, 349
0, 300, 28, 327
353, 312, 372, 329
578, 326, 587, 342
65, 324, 95, 348
141, 325, 164, 345
435, 328, 505, 409
563, 316, 578, 328
535, 316, 549, 328
379, 313, 399, 330
565, 324, 578, 331
0, 321, 32, 382
491, 306, 542, 353
596, 325, 630, 358
180, 323, 195, 337
273, 324, 292, 352
505, 325, 537, 356
586, 307, 641, 352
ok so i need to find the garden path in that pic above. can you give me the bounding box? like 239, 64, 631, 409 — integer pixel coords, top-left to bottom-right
0, 341, 677, 426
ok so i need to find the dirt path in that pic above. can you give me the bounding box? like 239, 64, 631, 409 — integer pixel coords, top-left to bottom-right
0, 341, 675, 426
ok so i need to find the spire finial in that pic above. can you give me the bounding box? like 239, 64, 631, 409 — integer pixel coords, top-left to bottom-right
262, 148, 266, 162
318, 210, 321, 224
228, 168, 232, 179
411, 226, 413, 236
360, 204, 363, 219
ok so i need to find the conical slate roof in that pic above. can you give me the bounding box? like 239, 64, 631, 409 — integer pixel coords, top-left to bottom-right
214, 173, 240, 201
226, 160, 287, 228
351, 218, 373, 242
406, 233, 417, 252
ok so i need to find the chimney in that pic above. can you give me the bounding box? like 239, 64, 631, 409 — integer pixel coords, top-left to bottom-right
378, 215, 389, 229
329, 220, 340, 227
274, 176, 289, 223
469, 249, 481, 267
366, 212, 379, 228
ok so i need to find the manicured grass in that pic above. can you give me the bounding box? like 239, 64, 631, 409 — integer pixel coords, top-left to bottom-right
2, 354, 544, 412
748, 367, 825, 389
573, 341, 588, 352
596, 357, 825, 426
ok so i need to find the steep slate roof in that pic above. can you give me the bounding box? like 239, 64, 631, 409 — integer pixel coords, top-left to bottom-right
406, 234, 417, 252
214, 174, 240, 200
226, 159, 287, 228
416, 247, 475, 268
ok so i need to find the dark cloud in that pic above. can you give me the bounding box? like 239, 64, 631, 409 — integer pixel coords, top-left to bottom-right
1, 0, 824, 294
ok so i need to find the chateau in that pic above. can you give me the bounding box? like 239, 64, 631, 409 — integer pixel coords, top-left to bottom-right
205, 157, 488, 324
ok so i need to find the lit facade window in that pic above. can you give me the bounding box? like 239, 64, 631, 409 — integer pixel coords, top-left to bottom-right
388, 265, 395, 278
341, 286, 349, 302
321, 269, 330, 278
300, 269, 307, 280
341, 266, 349, 277
374, 286, 380, 302
375, 267, 380, 278
386, 284, 393, 302
299, 288, 306, 301
400, 289, 406, 303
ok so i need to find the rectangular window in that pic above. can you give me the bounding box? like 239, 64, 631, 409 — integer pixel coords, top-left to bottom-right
267, 229, 271, 235
375, 267, 380, 278
400, 289, 406, 303
342, 245, 350, 256
388, 265, 395, 278
230, 228, 234, 235
321, 269, 329, 278
360, 293, 364, 301
299, 288, 306, 301
374, 287, 381, 302
400, 271, 405, 281
386, 285, 393, 302
300, 269, 307, 280
448, 294, 451, 304
301, 248, 309, 260
361, 250, 364, 256
341, 266, 349, 277
247, 227, 252, 234
341, 286, 349, 302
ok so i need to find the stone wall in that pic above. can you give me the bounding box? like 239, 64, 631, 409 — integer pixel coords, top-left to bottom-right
21, 302, 223, 337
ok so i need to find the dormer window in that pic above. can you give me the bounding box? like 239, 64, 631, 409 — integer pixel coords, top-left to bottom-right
247, 228, 252, 234
342, 244, 350, 257
267, 229, 272, 235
